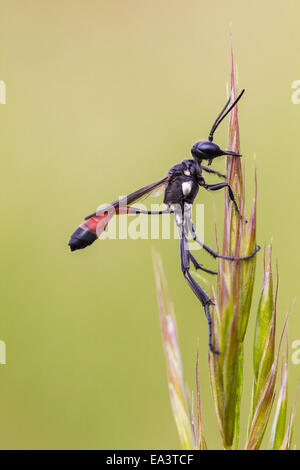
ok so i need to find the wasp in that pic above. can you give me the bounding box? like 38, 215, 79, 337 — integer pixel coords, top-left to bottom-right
69, 89, 260, 353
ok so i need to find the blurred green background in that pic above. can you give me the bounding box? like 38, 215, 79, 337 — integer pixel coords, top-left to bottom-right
1, 0, 300, 449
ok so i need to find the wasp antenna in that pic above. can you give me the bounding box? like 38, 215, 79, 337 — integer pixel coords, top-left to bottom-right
208, 89, 245, 142
208, 95, 231, 142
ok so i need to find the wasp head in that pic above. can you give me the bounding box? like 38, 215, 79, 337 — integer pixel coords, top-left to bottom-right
191, 140, 241, 164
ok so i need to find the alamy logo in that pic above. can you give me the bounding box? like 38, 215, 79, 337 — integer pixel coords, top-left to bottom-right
291, 80, 300, 104
94, 201, 205, 250
291, 340, 300, 365
0, 340, 6, 365
0, 80, 6, 104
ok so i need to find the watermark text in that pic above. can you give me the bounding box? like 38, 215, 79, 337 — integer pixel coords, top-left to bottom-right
0, 340, 6, 365
0, 80, 6, 104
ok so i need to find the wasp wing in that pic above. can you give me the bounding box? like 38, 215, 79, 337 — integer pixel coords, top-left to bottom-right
68, 176, 169, 251
84, 176, 169, 220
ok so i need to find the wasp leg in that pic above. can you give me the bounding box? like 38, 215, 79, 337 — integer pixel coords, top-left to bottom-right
184, 269, 219, 355
182, 203, 218, 274
189, 252, 218, 275
186, 215, 260, 261
202, 182, 246, 221
201, 166, 227, 179
128, 207, 172, 215
174, 207, 219, 355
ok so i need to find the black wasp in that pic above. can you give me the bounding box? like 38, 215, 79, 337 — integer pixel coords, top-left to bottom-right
69, 89, 260, 354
